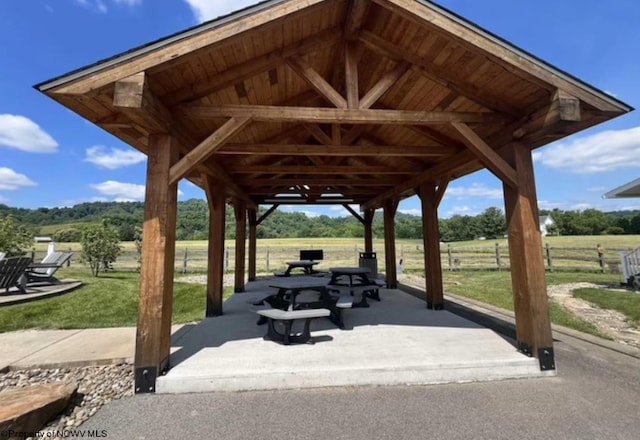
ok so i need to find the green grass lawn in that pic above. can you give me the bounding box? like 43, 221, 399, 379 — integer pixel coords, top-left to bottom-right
0, 268, 232, 332
573, 287, 640, 327
0, 263, 631, 340
440, 270, 621, 338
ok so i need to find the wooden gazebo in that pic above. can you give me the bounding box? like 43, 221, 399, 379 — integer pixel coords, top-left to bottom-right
37, 0, 632, 393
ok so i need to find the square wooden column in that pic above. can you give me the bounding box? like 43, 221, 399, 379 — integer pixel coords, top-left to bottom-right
503, 144, 555, 371
248, 208, 257, 282
418, 182, 444, 310
233, 199, 247, 292
364, 209, 375, 253
134, 134, 178, 394
383, 199, 398, 288
204, 176, 225, 317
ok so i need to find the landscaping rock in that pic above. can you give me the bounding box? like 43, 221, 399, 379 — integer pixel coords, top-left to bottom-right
0, 382, 77, 438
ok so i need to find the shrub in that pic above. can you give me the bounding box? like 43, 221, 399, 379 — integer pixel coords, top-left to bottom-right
0, 215, 33, 257
80, 221, 122, 276
53, 227, 83, 243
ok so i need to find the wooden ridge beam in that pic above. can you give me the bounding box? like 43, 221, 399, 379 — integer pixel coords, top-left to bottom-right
287, 55, 347, 108
226, 165, 417, 174
361, 150, 474, 210
345, 0, 370, 39
451, 121, 517, 188
241, 177, 406, 186
169, 117, 251, 185
216, 143, 453, 157
179, 104, 510, 125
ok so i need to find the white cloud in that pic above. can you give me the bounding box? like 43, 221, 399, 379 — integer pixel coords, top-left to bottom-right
91, 180, 183, 202
535, 126, 640, 173
399, 208, 422, 216
445, 183, 503, 200
75, 0, 108, 13
445, 206, 478, 217
85, 145, 146, 169
0, 194, 8, 203
182, 0, 259, 23
0, 114, 58, 153
0, 167, 37, 191
113, 0, 142, 5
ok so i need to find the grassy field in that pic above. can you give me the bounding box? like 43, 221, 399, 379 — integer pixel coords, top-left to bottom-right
573, 287, 640, 327
31, 235, 640, 274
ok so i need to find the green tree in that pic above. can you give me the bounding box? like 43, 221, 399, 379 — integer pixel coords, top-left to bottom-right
477, 207, 506, 239
80, 221, 122, 276
0, 215, 33, 256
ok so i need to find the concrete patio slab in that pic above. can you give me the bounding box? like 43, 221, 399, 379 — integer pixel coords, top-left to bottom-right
158, 281, 553, 393
0, 330, 82, 371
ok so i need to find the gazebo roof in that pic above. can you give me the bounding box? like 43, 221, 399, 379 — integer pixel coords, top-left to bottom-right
36, 0, 632, 210
603, 178, 640, 199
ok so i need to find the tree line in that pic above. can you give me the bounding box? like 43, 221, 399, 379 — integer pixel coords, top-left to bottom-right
2, 201, 640, 242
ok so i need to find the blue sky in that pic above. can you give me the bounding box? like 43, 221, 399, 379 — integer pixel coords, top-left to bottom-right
1, 0, 639, 219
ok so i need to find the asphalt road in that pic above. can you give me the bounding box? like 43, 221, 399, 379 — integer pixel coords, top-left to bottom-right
81, 331, 640, 440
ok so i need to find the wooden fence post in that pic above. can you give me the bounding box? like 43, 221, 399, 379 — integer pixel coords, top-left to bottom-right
545, 243, 553, 272
447, 244, 453, 271
182, 248, 188, 273
225, 249, 229, 272
495, 243, 502, 271
266, 247, 270, 272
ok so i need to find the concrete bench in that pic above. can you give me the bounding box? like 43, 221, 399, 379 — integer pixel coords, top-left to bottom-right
256, 308, 330, 345
330, 295, 353, 329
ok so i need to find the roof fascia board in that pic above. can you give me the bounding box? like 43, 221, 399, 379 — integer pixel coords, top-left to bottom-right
405, 0, 633, 113
603, 178, 640, 199
35, 0, 297, 93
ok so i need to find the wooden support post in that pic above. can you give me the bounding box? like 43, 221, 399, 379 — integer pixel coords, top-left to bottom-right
203, 175, 225, 317
417, 182, 445, 309
364, 209, 374, 253
134, 134, 178, 394
503, 143, 555, 371
546, 243, 554, 272
234, 199, 247, 292
248, 208, 257, 281
383, 199, 399, 288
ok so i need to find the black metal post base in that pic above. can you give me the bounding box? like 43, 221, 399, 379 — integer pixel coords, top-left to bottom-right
135, 366, 158, 394
537, 347, 556, 371
517, 341, 533, 356
427, 301, 444, 310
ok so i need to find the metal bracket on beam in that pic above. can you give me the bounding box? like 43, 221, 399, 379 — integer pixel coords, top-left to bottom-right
537, 347, 556, 371
135, 366, 158, 394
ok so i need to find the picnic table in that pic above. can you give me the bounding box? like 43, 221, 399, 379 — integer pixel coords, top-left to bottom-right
327, 267, 380, 308
278, 260, 320, 277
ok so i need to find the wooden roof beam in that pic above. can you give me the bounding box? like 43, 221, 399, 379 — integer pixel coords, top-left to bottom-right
359, 62, 410, 110
227, 165, 416, 174
169, 117, 251, 185
358, 30, 521, 115
241, 177, 406, 186
179, 104, 511, 125
513, 90, 581, 139
113, 72, 172, 133
345, 0, 371, 40
373, 0, 624, 113
287, 55, 347, 108
216, 143, 452, 157
166, 28, 343, 106
451, 121, 517, 188
303, 123, 333, 145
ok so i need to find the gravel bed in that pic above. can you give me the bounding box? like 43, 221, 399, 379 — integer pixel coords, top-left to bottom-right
0, 363, 133, 438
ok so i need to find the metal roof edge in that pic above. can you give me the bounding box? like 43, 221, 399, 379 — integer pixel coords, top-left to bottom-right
420, 0, 634, 113
34, 0, 290, 92
603, 178, 640, 199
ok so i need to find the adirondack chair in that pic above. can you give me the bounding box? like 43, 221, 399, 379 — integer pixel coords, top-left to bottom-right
26, 251, 73, 284
0, 257, 32, 294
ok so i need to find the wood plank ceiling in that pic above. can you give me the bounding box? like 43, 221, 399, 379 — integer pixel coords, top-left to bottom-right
37, 0, 632, 210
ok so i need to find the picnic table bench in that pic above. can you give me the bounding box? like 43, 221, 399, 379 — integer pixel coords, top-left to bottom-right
256, 308, 330, 345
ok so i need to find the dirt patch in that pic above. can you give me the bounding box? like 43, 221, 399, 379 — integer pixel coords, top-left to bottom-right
546, 282, 640, 349
398, 274, 640, 349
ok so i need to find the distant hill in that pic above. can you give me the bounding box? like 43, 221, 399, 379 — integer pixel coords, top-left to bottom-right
2, 201, 640, 241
